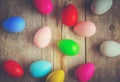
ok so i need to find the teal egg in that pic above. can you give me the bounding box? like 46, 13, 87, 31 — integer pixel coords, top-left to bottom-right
29, 60, 52, 78
57, 39, 80, 56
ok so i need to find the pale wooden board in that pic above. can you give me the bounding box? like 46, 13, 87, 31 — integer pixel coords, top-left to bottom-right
86, 0, 120, 82
62, 0, 85, 82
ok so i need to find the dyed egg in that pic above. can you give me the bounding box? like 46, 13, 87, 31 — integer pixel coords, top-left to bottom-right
91, 0, 113, 15
75, 63, 95, 82
33, 0, 53, 14
57, 39, 80, 56
2, 16, 26, 33
2, 60, 24, 78
46, 70, 65, 82
100, 41, 120, 57
34, 26, 51, 48
62, 4, 78, 27
74, 21, 96, 37
29, 60, 52, 78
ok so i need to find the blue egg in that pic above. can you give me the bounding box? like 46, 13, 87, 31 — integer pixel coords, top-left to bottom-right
29, 60, 52, 78
2, 16, 26, 33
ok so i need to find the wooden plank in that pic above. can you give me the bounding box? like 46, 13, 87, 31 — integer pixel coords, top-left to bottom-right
86, 0, 120, 82
61, 0, 85, 82
52, 0, 63, 70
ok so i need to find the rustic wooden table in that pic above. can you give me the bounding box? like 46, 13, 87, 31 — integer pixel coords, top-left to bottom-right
0, 0, 120, 82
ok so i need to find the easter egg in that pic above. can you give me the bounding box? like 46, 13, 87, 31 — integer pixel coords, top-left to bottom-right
91, 0, 113, 15
46, 70, 65, 82
2, 60, 24, 78
33, 0, 53, 14
34, 26, 51, 48
29, 60, 52, 78
100, 40, 120, 57
62, 4, 78, 27
74, 21, 96, 37
2, 16, 26, 33
57, 39, 80, 56
75, 63, 95, 82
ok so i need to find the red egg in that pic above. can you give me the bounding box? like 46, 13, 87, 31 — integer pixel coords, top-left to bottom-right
62, 4, 78, 27
2, 60, 24, 78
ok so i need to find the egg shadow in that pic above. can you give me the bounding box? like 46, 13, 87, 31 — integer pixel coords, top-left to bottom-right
92, 40, 102, 55
65, 65, 79, 82
26, 28, 37, 46
52, 0, 63, 26
90, 38, 112, 57
83, 0, 93, 18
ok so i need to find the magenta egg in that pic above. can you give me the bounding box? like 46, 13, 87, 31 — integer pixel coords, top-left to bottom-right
75, 63, 95, 82
74, 21, 96, 37
33, 0, 53, 14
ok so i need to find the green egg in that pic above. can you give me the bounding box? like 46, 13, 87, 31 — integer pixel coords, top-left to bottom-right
57, 39, 80, 56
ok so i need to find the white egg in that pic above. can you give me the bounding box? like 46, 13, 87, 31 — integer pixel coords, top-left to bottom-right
91, 0, 113, 15
100, 41, 120, 57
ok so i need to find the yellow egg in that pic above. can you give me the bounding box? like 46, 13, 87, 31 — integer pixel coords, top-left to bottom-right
46, 70, 65, 82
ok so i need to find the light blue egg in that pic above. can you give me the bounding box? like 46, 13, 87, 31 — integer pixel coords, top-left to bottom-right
91, 0, 113, 15
29, 60, 52, 78
2, 16, 26, 33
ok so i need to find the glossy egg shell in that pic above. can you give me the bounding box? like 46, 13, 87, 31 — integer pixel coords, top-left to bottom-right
75, 63, 95, 82
2, 16, 26, 33
33, 0, 53, 14
57, 39, 80, 56
74, 21, 96, 37
2, 60, 24, 78
34, 26, 51, 48
46, 70, 65, 82
62, 4, 78, 27
29, 60, 52, 78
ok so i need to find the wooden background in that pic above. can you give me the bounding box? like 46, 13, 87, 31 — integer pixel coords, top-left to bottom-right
0, 0, 120, 82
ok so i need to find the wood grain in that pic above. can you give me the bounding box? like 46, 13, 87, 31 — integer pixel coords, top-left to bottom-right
86, 0, 120, 82
62, 0, 85, 82
0, 0, 120, 82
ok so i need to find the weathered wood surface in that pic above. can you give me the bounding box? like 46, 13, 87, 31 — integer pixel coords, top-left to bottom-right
0, 0, 120, 82
86, 0, 120, 82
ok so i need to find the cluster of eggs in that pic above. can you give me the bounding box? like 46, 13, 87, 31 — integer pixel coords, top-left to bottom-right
1, 0, 120, 82
2, 60, 95, 82
62, 3, 96, 37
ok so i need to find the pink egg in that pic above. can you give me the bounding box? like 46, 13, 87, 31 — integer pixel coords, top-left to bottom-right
74, 21, 96, 37
34, 26, 51, 48
33, 0, 53, 14
75, 63, 95, 82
